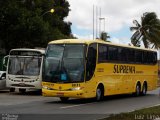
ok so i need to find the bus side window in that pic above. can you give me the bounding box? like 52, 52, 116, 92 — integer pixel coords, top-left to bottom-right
86, 43, 97, 81
98, 44, 108, 62
152, 52, 157, 64
135, 50, 142, 64
108, 46, 118, 61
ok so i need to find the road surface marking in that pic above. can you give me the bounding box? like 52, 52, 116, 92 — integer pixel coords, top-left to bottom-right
60, 102, 97, 109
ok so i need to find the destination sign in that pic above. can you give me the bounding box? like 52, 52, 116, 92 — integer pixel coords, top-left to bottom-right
10, 51, 42, 56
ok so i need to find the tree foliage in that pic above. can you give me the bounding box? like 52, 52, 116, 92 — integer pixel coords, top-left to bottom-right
100, 32, 110, 41
0, 0, 72, 53
130, 12, 160, 49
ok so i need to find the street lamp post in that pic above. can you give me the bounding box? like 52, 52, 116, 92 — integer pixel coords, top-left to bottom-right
99, 17, 105, 35
42, 8, 54, 16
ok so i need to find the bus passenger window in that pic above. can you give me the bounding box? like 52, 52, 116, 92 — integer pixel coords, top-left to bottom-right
86, 44, 97, 81
151, 52, 157, 64
98, 44, 108, 62
108, 46, 118, 61
135, 50, 142, 63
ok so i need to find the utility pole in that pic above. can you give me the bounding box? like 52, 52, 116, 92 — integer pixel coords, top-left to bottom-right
96, 6, 98, 39
99, 7, 101, 38
99, 17, 105, 32
93, 5, 95, 40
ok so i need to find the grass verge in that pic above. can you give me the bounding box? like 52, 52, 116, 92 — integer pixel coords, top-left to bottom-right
100, 105, 160, 120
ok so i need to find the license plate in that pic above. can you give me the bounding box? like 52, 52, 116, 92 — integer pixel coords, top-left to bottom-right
57, 92, 64, 96
19, 83, 25, 86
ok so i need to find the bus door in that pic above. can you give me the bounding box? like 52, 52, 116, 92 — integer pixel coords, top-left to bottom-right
85, 43, 97, 97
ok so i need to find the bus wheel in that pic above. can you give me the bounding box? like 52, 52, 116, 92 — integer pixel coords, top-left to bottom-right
96, 86, 104, 101
141, 83, 147, 96
60, 97, 69, 102
134, 83, 141, 97
19, 89, 26, 94
10, 88, 15, 92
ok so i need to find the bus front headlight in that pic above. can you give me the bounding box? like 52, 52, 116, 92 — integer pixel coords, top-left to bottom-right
42, 86, 53, 90
42, 86, 48, 89
71, 87, 83, 91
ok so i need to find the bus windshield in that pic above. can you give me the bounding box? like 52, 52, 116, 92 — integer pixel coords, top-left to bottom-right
8, 56, 42, 76
43, 44, 86, 83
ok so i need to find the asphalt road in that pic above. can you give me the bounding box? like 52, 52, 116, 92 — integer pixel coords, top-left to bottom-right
0, 88, 159, 120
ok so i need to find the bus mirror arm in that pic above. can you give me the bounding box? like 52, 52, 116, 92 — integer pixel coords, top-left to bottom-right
3, 55, 9, 67
42, 53, 46, 57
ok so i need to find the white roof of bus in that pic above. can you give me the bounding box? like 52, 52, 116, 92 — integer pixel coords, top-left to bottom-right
10, 48, 45, 54
48, 39, 157, 52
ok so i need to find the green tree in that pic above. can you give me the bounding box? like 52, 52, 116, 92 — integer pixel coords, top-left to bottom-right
100, 32, 110, 41
0, 0, 72, 53
130, 12, 160, 49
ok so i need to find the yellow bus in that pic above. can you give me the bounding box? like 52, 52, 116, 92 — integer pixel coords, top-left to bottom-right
42, 39, 158, 102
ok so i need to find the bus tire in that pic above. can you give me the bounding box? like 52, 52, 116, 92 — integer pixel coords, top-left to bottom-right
19, 89, 26, 94
60, 97, 69, 102
96, 85, 104, 101
141, 82, 147, 96
10, 88, 15, 92
134, 83, 141, 97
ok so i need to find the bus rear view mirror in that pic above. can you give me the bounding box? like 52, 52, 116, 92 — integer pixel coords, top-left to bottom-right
1, 77, 6, 80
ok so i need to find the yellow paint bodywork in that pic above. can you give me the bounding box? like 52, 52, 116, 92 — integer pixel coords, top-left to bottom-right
42, 39, 158, 99
95, 63, 158, 96
42, 82, 95, 98
42, 62, 158, 98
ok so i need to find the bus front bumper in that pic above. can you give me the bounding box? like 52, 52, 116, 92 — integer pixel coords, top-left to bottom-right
42, 88, 87, 98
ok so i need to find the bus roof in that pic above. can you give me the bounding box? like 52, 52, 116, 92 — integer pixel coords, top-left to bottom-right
48, 39, 157, 52
10, 48, 45, 54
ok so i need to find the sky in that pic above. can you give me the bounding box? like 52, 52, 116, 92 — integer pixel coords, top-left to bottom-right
65, 0, 160, 46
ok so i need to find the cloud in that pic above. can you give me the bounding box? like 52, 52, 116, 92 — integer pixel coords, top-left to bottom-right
73, 33, 93, 40
110, 37, 131, 45
110, 37, 120, 44
66, 0, 160, 33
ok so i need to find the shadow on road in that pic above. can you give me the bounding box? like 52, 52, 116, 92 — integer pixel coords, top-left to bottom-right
0, 89, 9, 93
45, 93, 157, 105
8, 90, 42, 96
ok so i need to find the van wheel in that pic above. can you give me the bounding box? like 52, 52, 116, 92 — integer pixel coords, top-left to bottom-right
96, 87, 104, 101
10, 88, 15, 92
141, 83, 147, 96
134, 83, 141, 97
60, 97, 69, 102
19, 89, 26, 93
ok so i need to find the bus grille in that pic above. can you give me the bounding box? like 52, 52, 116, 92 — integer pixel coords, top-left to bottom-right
11, 84, 35, 87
